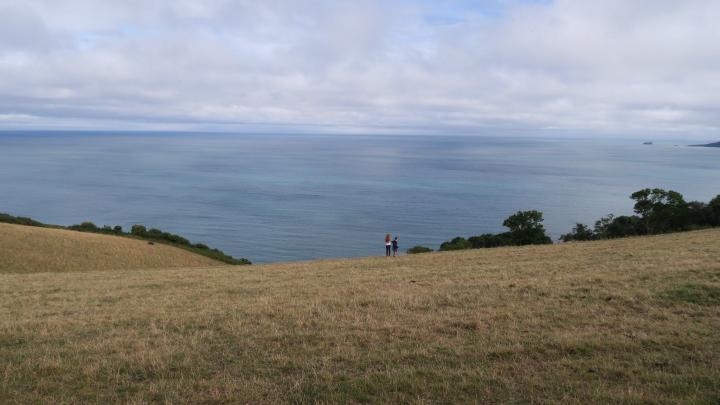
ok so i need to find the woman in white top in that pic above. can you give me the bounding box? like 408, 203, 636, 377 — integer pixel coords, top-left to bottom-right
385, 234, 392, 256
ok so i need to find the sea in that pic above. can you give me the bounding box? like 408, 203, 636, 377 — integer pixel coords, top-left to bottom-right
1, 131, 718, 263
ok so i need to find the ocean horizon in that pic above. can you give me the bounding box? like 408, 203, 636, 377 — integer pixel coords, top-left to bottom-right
2, 131, 719, 263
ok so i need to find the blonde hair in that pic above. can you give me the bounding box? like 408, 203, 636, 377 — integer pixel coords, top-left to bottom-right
385, 234, 392, 243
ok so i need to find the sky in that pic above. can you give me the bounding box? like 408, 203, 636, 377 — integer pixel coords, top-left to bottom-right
0, 0, 719, 137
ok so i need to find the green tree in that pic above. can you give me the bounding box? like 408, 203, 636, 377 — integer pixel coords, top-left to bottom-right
604, 215, 642, 238
70, 221, 99, 232
594, 214, 615, 238
130, 224, 147, 236
502, 210, 552, 245
686, 201, 709, 229
630, 188, 688, 233
709, 195, 720, 226
560, 223, 595, 242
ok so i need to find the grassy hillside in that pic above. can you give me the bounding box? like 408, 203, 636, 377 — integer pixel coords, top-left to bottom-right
0, 222, 225, 273
1, 229, 719, 403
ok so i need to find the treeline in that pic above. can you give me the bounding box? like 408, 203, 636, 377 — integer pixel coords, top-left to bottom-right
0, 214, 250, 265
561, 188, 720, 242
407, 188, 720, 254
0, 213, 47, 228
407, 210, 553, 254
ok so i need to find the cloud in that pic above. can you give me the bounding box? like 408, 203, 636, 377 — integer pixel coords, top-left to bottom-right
0, 0, 718, 135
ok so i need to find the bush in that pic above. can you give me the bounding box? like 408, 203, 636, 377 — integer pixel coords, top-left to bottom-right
439, 237, 471, 251
468, 233, 510, 248
131, 224, 147, 236
69, 221, 99, 232
437, 210, 550, 252
0, 213, 45, 227
560, 223, 596, 242
605, 215, 643, 238
407, 245, 433, 254
146, 228, 164, 238
709, 195, 720, 226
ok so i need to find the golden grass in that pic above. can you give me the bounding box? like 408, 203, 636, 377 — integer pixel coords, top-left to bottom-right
0, 223, 223, 273
1, 229, 719, 403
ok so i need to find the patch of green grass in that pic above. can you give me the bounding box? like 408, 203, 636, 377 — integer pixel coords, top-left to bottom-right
660, 283, 720, 306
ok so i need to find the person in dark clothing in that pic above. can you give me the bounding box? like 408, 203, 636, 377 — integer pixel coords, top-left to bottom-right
392, 236, 399, 257
385, 233, 392, 256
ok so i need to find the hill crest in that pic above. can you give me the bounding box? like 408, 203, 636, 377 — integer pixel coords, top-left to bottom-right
0, 222, 226, 273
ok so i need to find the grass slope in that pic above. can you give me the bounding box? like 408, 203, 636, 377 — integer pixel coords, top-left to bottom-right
0, 222, 225, 273
1, 229, 719, 403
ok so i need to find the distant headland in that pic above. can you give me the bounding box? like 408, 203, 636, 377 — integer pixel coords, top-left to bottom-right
690, 141, 720, 147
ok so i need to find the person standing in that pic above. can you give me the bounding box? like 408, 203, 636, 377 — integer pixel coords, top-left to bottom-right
392, 236, 399, 257
385, 234, 392, 256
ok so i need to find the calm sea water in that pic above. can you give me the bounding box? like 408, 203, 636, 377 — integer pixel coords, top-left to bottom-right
1, 132, 718, 263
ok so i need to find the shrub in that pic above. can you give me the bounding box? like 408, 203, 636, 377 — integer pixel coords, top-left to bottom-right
69, 222, 99, 232
146, 228, 164, 238
407, 245, 433, 254
605, 215, 643, 238
468, 233, 509, 248
440, 237, 471, 251
131, 225, 147, 236
0, 213, 45, 227
438, 211, 550, 252
709, 195, 720, 226
593, 214, 644, 239
560, 223, 596, 242
162, 233, 190, 246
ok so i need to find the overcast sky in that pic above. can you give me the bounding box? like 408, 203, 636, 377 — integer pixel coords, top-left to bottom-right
0, 0, 719, 136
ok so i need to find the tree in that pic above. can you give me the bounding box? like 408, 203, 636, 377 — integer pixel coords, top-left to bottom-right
69, 221, 98, 232
560, 223, 596, 242
630, 188, 688, 233
131, 224, 147, 236
605, 215, 642, 238
686, 201, 709, 229
709, 195, 720, 226
502, 210, 552, 245
594, 214, 615, 239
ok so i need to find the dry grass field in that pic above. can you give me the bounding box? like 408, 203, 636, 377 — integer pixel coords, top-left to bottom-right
0, 222, 224, 273
1, 227, 719, 403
